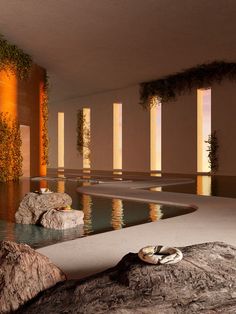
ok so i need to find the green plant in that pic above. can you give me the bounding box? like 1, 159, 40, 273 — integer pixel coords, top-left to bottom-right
140, 61, 236, 108
77, 109, 90, 158
0, 112, 22, 182
41, 73, 49, 165
0, 34, 32, 79
205, 130, 219, 174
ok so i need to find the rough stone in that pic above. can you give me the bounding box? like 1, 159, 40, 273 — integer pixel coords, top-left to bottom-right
17, 242, 236, 313
40, 209, 84, 230
0, 241, 66, 313
15, 192, 72, 224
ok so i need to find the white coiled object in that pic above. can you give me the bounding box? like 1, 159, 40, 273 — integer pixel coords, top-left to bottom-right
138, 245, 183, 265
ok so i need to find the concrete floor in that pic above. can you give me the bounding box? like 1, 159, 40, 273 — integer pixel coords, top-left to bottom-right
37, 178, 236, 279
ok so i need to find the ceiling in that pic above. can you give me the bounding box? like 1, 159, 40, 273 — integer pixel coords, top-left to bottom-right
0, 0, 236, 103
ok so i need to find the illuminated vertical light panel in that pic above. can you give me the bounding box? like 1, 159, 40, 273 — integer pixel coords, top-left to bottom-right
0, 69, 18, 117
58, 112, 64, 169
150, 98, 162, 171
83, 108, 91, 169
113, 103, 122, 170
197, 89, 211, 173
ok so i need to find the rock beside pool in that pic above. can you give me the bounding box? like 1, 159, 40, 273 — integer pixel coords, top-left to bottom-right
16, 242, 236, 313
0, 240, 66, 313
40, 209, 84, 230
15, 192, 72, 224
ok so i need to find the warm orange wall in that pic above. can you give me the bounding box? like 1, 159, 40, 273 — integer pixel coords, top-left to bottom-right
0, 69, 18, 118
0, 64, 46, 177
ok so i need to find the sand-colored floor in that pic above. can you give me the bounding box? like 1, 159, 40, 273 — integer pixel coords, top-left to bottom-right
37, 178, 236, 279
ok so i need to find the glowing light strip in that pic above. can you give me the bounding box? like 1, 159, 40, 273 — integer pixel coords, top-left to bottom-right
150, 99, 161, 171
58, 112, 64, 168
113, 103, 122, 170
197, 89, 211, 173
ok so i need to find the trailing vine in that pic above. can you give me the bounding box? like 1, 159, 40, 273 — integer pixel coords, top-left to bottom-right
205, 130, 219, 174
0, 34, 32, 79
41, 73, 49, 165
140, 61, 236, 108
77, 109, 90, 159
0, 112, 22, 182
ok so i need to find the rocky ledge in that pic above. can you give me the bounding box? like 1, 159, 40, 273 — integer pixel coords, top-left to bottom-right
0, 241, 66, 313
16, 242, 236, 314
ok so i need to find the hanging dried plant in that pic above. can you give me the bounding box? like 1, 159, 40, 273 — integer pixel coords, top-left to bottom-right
0, 34, 32, 79
40, 73, 49, 165
77, 109, 90, 159
205, 130, 219, 174
140, 61, 236, 108
0, 112, 22, 182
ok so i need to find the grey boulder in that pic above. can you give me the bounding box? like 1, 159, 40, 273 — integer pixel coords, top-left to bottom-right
0, 241, 66, 313
40, 209, 84, 230
15, 192, 72, 224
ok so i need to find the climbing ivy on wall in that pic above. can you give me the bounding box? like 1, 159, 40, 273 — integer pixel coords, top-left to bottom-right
0, 34, 32, 79
41, 73, 49, 165
140, 61, 236, 108
0, 112, 22, 182
0, 33, 50, 171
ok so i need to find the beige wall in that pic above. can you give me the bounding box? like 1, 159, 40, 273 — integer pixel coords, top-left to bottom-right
48, 85, 150, 172
162, 93, 197, 174
212, 81, 236, 175
48, 80, 236, 175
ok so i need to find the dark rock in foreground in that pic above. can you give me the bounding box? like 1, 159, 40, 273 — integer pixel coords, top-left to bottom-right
0, 241, 66, 313
17, 242, 236, 313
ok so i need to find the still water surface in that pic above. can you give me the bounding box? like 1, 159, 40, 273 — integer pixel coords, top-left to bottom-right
0, 178, 196, 248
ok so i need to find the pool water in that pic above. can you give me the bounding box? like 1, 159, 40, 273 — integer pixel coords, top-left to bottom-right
0, 178, 196, 248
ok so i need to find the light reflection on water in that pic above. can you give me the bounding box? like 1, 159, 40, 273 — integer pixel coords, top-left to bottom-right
0, 178, 196, 248
111, 199, 124, 230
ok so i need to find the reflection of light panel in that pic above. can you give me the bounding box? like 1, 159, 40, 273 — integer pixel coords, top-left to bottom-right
83, 108, 91, 169
150, 99, 161, 171
197, 175, 211, 196
57, 173, 65, 193
149, 203, 163, 221
111, 199, 124, 230
113, 103, 122, 170
58, 112, 64, 168
82, 194, 93, 235
197, 89, 211, 173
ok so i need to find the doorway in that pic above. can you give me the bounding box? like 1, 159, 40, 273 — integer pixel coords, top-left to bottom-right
20, 125, 30, 177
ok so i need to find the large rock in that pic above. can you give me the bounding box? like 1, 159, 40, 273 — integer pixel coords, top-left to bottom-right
17, 242, 236, 313
15, 192, 72, 224
40, 209, 84, 230
0, 241, 66, 313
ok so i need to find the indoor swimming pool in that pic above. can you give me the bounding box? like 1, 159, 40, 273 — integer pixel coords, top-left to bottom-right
0, 178, 196, 248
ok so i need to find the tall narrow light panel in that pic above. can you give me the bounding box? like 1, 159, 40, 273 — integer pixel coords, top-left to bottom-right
83, 108, 91, 169
58, 112, 64, 169
150, 99, 162, 171
197, 89, 211, 173
113, 103, 122, 170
